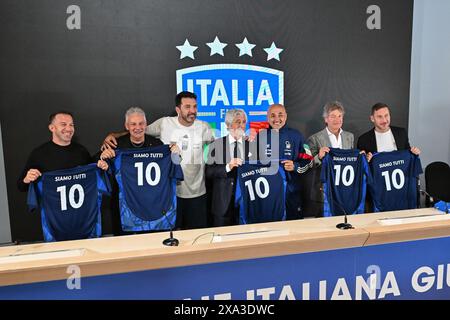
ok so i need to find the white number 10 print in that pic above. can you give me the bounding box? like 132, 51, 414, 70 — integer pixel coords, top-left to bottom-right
381, 169, 405, 191
334, 165, 355, 186
245, 177, 270, 201
134, 162, 161, 186
57, 184, 85, 211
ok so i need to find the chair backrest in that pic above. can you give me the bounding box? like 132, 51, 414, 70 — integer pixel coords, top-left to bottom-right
425, 161, 450, 202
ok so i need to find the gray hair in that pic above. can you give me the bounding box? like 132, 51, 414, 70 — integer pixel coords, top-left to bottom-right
322, 101, 345, 118
125, 107, 146, 122
225, 108, 247, 127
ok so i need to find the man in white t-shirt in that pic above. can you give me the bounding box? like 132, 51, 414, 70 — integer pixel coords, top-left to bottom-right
103, 92, 214, 230
357, 103, 420, 161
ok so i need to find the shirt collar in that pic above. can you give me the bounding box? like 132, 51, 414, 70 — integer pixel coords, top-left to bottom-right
375, 128, 392, 135
229, 135, 243, 144
268, 125, 288, 133
326, 127, 342, 137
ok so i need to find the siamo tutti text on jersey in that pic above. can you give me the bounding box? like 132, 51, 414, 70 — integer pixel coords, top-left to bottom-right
183, 263, 450, 300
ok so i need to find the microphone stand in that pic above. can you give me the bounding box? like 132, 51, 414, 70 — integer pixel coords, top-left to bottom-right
331, 197, 354, 230
420, 189, 435, 206
319, 186, 355, 230
336, 213, 354, 230
161, 210, 179, 246
163, 230, 179, 246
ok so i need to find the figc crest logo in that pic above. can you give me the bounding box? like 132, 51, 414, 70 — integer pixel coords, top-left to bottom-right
176, 37, 284, 136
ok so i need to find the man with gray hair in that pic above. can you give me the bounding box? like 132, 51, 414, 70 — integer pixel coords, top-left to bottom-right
206, 108, 255, 226
103, 92, 214, 230
307, 101, 354, 165
100, 107, 166, 235
101, 107, 165, 157
305, 101, 354, 217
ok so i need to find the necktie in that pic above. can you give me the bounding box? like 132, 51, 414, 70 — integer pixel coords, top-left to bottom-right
234, 141, 242, 159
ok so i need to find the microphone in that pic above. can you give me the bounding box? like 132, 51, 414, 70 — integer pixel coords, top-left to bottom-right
419, 189, 450, 213
163, 230, 179, 247
320, 186, 354, 229
161, 210, 179, 246
324, 191, 354, 230
420, 189, 436, 203
334, 202, 354, 230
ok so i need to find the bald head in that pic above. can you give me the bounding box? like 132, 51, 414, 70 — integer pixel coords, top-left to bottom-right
267, 104, 287, 130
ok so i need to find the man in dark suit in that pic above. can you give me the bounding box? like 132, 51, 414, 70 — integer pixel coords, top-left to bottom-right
206, 109, 255, 227
357, 103, 421, 160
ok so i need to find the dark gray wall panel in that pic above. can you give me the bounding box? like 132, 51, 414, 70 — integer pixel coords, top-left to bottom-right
0, 0, 413, 241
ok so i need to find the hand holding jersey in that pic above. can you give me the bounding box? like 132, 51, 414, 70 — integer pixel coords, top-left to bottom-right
27, 163, 110, 242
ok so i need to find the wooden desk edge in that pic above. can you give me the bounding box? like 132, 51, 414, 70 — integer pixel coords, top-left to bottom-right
0, 230, 368, 287
1, 213, 450, 287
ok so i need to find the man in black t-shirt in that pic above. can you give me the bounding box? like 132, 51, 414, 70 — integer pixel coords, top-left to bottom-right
99, 107, 179, 235
18, 111, 108, 192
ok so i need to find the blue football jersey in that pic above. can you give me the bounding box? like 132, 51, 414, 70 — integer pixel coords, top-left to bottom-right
27, 163, 110, 242
368, 150, 423, 212
112, 145, 183, 232
235, 162, 287, 224
321, 148, 371, 217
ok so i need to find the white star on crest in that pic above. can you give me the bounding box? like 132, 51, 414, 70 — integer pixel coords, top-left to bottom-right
206, 36, 227, 56
235, 37, 256, 57
263, 42, 284, 61
176, 39, 198, 60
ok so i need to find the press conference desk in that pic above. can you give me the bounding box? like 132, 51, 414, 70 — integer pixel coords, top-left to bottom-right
0, 208, 449, 299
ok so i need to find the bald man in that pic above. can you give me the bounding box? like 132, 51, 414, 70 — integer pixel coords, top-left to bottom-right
257, 104, 313, 220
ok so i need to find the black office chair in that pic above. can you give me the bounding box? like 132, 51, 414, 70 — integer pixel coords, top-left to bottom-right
424, 161, 450, 206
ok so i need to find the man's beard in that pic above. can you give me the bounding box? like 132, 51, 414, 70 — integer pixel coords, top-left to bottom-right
182, 113, 196, 123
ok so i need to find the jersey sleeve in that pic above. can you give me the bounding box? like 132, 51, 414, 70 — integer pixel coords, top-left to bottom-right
361, 154, 373, 185
26, 182, 40, 212
306, 134, 322, 167
170, 163, 184, 181
412, 154, 424, 177
284, 170, 293, 182
234, 176, 246, 224
294, 140, 314, 174
96, 169, 112, 196
320, 154, 330, 184
165, 145, 183, 181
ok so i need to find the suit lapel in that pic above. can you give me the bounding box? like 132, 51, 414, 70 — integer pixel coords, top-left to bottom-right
391, 127, 401, 148
243, 140, 251, 161
341, 131, 351, 149
223, 136, 231, 164
320, 128, 332, 147
224, 136, 249, 162
370, 128, 378, 152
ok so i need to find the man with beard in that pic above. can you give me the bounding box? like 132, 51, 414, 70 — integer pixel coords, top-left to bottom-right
357, 103, 421, 213
357, 103, 420, 159
103, 92, 214, 229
